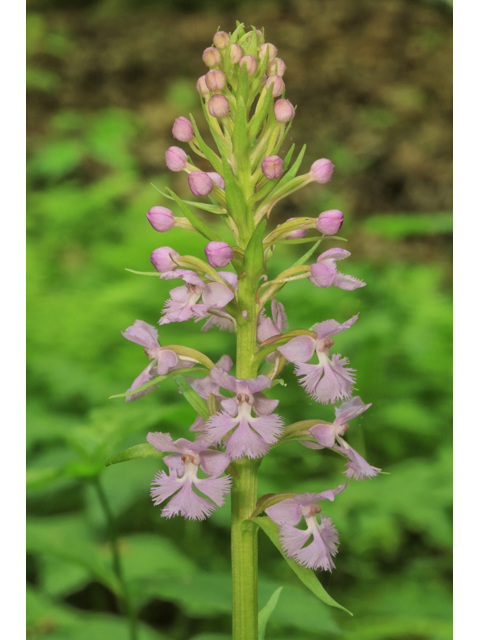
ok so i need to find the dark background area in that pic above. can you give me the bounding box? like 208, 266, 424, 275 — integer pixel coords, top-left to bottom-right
26, 0, 452, 639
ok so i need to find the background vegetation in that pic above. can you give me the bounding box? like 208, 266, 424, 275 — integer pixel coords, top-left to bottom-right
26, 0, 452, 638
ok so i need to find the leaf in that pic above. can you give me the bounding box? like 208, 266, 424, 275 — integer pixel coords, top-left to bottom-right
258, 586, 283, 640
249, 84, 274, 143
166, 188, 223, 242
271, 144, 307, 195
244, 220, 267, 282
109, 367, 206, 399
222, 155, 247, 224
251, 516, 352, 615
151, 183, 223, 213
105, 443, 164, 467
292, 239, 322, 267
189, 114, 223, 174
233, 95, 249, 162
174, 375, 210, 420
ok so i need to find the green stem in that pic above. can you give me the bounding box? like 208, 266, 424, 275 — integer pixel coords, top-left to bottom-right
93, 477, 138, 640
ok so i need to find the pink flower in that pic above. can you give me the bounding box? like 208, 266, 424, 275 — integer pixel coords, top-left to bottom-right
206, 369, 284, 459
208, 95, 229, 118
172, 117, 194, 142
188, 354, 233, 400
204, 241, 234, 268
309, 248, 366, 291
274, 99, 295, 123
316, 209, 344, 236
262, 155, 284, 180
122, 320, 191, 401
165, 146, 188, 172
146, 206, 175, 232
310, 158, 334, 184
188, 171, 214, 197
265, 483, 347, 570
147, 433, 231, 520
159, 270, 235, 325
278, 315, 358, 404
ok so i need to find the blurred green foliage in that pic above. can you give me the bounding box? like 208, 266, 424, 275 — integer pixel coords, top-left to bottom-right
27, 2, 452, 639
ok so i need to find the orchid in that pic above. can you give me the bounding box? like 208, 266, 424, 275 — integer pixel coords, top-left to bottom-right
109, 24, 381, 640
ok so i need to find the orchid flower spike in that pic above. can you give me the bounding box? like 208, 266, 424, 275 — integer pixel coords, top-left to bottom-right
147, 433, 232, 520
278, 315, 358, 404
266, 483, 347, 570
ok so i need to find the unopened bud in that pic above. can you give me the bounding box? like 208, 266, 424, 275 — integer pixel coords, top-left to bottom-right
239, 55, 258, 76
310, 159, 334, 184
165, 146, 188, 172
208, 94, 229, 118
316, 209, 344, 235
259, 43, 278, 62
196, 75, 210, 98
267, 57, 286, 77
229, 44, 243, 63
213, 31, 230, 50
188, 171, 214, 197
150, 246, 179, 272
274, 99, 295, 123
172, 117, 194, 142
202, 47, 221, 68
285, 217, 308, 240
207, 172, 225, 189
205, 69, 227, 91
204, 241, 234, 268
261, 155, 284, 180
265, 75, 285, 97
147, 206, 175, 232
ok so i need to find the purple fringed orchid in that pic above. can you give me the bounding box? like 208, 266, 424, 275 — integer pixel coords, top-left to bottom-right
278, 315, 358, 404
122, 320, 192, 401
206, 368, 284, 459
305, 397, 381, 480
189, 354, 233, 400
309, 248, 366, 291
147, 432, 232, 520
265, 483, 347, 570
257, 299, 289, 363
159, 269, 235, 325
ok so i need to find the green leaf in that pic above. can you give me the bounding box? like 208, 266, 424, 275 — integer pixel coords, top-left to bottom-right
222, 155, 247, 223
165, 188, 223, 242
233, 95, 249, 161
109, 367, 206, 399
292, 239, 322, 267
258, 586, 283, 640
249, 84, 274, 143
174, 375, 210, 420
151, 183, 223, 213
244, 220, 267, 282
271, 144, 307, 195
105, 443, 163, 467
189, 114, 223, 174
251, 516, 352, 615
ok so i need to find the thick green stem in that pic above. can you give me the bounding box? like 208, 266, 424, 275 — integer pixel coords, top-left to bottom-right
93, 477, 138, 640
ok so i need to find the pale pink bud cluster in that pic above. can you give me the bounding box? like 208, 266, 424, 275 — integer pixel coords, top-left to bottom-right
188, 171, 214, 197
265, 75, 285, 97
204, 241, 234, 268
172, 117, 194, 142
239, 55, 258, 76
262, 155, 284, 180
208, 94, 229, 118
213, 31, 230, 50
150, 246, 179, 272
267, 58, 286, 77
229, 44, 243, 63
274, 99, 295, 123
316, 210, 344, 235
147, 206, 175, 232
202, 47, 221, 67
206, 69, 227, 91
310, 159, 334, 184
165, 146, 188, 172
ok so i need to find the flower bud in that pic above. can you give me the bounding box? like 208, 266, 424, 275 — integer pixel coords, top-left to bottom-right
316, 209, 344, 235
204, 241, 234, 268
267, 57, 286, 77
150, 246, 179, 272
265, 75, 285, 97
205, 69, 227, 92
188, 171, 214, 197
202, 47, 221, 67
285, 217, 308, 240
146, 206, 175, 232
213, 31, 230, 50
259, 43, 278, 62
165, 146, 188, 172
310, 159, 334, 184
196, 75, 210, 98
262, 155, 284, 180
172, 117, 194, 142
239, 55, 258, 76
274, 99, 295, 123
208, 94, 229, 118
229, 44, 243, 63
207, 172, 225, 189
